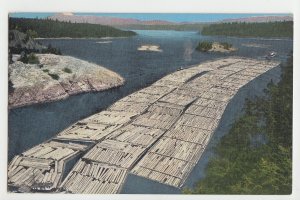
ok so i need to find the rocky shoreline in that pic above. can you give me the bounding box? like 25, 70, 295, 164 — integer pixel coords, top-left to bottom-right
8, 54, 125, 109
209, 42, 237, 53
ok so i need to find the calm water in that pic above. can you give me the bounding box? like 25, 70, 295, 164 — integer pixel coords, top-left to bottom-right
8, 30, 292, 192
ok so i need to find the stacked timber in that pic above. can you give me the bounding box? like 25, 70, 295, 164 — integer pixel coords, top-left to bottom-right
108, 101, 149, 115
9, 57, 279, 193
56, 122, 120, 141
60, 159, 127, 194
132, 109, 181, 130
83, 140, 146, 169
159, 93, 197, 106
81, 111, 137, 125
164, 125, 210, 144
107, 124, 165, 148
185, 105, 226, 119
150, 137, 203, 162
131, 152, 192, 187
119, 92, 162, 104
8, 140, 89, 191
131, 57, 279, 188
138, 85, 174, 96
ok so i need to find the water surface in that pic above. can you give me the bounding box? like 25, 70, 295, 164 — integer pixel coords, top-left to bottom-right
8, 30, 292, 192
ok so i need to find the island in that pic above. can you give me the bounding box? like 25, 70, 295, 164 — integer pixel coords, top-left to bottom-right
8, 18, 129, 109
137, 44, 163, 52
196, 41, 237, 53
9, 54, 125, 109
8, 29, 125, 109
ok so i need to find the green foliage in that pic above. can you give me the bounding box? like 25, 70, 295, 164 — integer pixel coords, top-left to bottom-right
201, 21, 293, 38
20, 53, 40, 64
220, 42, 232, 50
184, 54, 293, 194
20, 53, 28, 63
26, 29, 38, 38
9, 17, 136, 38
63, 67, 72, 73
27, 53, 40, 64
196, 41, 212, 52
48, 73, 60, 80
42, 69, 49, 73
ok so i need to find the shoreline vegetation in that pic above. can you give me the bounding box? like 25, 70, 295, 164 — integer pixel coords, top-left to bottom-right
183, 54, 292, 194
115, 23, 209, 31
9, 18, 136, 38
34, 36, 132, 40
115, 21, 293, 39
201, 21, 293, 38
196, 41, 237, 53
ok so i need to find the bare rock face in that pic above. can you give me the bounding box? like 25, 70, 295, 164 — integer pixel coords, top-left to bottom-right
8, 54, 125, 108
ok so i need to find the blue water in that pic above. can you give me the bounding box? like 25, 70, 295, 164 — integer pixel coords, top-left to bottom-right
8, 30, 293, 193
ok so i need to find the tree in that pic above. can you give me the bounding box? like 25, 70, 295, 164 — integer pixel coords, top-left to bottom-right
183, 54, 293, 194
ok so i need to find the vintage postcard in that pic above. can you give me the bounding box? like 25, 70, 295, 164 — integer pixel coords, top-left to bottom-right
1, 0, 299, 199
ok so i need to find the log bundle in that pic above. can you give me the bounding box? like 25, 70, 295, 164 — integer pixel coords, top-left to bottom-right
60, 159, 127, 194
131, 58, 279, 187
8, 57, 279, 192
8, 140, 88, 191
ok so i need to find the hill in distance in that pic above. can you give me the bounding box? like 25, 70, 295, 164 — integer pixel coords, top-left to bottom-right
48, 13, 176, 26
49, 13, 293, 26
47, 13, 293, 31
221, 15, 293, 23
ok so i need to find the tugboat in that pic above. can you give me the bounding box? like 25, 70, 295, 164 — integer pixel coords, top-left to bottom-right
265, 51, 277, 60
177, 66, 184, 71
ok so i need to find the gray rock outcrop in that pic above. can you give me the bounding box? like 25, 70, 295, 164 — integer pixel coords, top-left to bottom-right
8, 54, 125, 108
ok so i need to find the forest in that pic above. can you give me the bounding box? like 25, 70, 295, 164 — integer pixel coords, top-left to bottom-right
9, 18, 136, 38
201, 21, 293, 38
115, 23, 209, 31
184, 54, 293, 194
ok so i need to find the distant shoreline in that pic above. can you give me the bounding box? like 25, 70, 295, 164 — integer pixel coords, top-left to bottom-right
35, 36, 132, 40
224, 35, 293, 41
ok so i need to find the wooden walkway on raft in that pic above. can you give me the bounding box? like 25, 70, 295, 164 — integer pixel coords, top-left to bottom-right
8, 57, 279, 193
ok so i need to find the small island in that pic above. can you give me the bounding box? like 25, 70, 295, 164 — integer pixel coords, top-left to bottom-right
196, 41, 237, 53
137, 45, 163, 52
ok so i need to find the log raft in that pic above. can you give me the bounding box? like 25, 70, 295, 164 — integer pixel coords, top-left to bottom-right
8, 57, 280, 193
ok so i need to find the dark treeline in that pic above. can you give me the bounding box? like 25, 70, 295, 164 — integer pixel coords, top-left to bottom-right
184, 54, 293, 194
201, 21, 293, 38
9, 18, 136, 38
